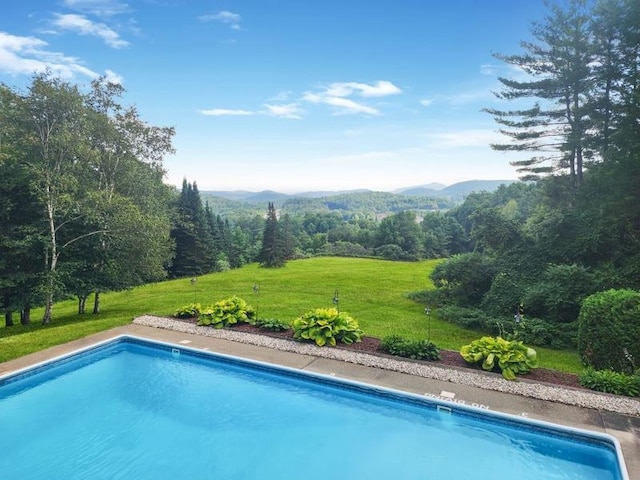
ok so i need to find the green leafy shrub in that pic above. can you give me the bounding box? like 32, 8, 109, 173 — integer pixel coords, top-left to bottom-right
197, 296, 256, 328
577, 289, 640, 374
480, 271, 526, 318
579, 368, 640, 397
173, 303, 201, 318
440, 305, 575, 349
292, 308, 363, 347
380, 335, 441, 361
251, 318, 290, 332
523, 263, 597, 323
404, 290, 433, 304
430, 252, 497, 307
318, 241, 372, 258
374, 244, 408, 261
460, 336, 538, 380
437, 305, 500, 333
512, 318, 576, 350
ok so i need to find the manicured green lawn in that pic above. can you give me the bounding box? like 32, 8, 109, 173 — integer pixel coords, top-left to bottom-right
0, 257, 583, 373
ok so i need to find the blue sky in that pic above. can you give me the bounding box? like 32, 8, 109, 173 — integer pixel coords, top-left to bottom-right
0, 0, 551, 193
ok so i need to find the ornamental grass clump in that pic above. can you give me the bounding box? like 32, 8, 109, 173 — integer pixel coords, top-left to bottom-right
292, 308, 363, 347
460, 336, 538, 381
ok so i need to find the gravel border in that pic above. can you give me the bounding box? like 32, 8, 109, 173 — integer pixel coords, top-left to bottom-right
133, 315, 640, 416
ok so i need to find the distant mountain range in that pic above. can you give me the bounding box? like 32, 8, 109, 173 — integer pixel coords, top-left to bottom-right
203, 180, 515, 203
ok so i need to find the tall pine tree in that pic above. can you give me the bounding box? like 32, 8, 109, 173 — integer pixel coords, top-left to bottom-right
169, 180, 217, 277
484, 0, 594, 186
257, 202, 286, 268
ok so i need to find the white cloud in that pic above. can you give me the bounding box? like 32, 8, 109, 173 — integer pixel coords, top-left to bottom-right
0, 31, 98, 78
53, 13, 129, 48
200, 80, 399, 119
419, 98, 433, 107
319, 95, 380, 116
0, 31, 47, 53
303, 80, 399, 116
104, 68, 123, 84
63, 0, 130, 17
262, 103, 303, 119
200, 104, 303, 119
325, 80, 401, 98
269, 90, 293, 102
200, 108, 254, 116
198, 11, 242, 30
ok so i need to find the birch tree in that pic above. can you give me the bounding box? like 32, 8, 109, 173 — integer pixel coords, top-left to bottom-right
6, 73, 175, 323
71, 78, 175, 313
21, 73, 96, 324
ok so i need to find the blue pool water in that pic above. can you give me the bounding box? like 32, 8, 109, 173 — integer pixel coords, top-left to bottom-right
0, 336, 628, 479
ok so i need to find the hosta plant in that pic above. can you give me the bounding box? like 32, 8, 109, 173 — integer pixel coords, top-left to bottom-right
579, 368, 640, 397
251, 318, 290, 332
460, 336, 538, 380
292, 308, 363, 347
197, 296, 256, 328
381, 335, 441, 361
174, 303, 202, 318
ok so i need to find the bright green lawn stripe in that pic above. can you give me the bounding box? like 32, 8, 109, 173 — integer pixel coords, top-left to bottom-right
0, 257, 582, 374
535, 347, 583, 373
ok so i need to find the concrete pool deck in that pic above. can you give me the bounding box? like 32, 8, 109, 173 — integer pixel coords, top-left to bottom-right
2, 323, 639, 478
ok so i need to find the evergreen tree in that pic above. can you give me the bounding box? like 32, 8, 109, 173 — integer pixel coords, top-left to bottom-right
257, 202, 286, 268
484, 0, 594, 186
228, 226, 250, 268
169, 180, 216, 277
0, 147, 44, 325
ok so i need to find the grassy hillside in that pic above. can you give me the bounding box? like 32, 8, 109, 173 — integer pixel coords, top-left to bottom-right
0, 257, 582, 373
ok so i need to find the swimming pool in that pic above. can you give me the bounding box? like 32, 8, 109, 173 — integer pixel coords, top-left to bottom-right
0, 335, 629, 479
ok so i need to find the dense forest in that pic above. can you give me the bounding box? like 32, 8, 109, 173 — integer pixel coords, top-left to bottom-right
427, 0, 640, 370
1, 0, 639, 374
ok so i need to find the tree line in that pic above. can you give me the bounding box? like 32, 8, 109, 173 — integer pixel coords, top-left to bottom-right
171, 183, 468, 272
0, 70, 454, 327
200, 190, 457, 218
2, 0, 638, 342
425, 0, 640, 354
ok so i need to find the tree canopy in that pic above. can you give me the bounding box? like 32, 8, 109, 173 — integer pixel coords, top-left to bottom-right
484, 0, 639, 187
0, 73, 175, 323
429, 0, 640, 353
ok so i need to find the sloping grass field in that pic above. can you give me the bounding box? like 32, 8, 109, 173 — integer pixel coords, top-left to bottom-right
0, 257, 582, 373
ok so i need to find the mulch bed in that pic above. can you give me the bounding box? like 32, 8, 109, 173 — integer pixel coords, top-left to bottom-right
176, 318, 582, 390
